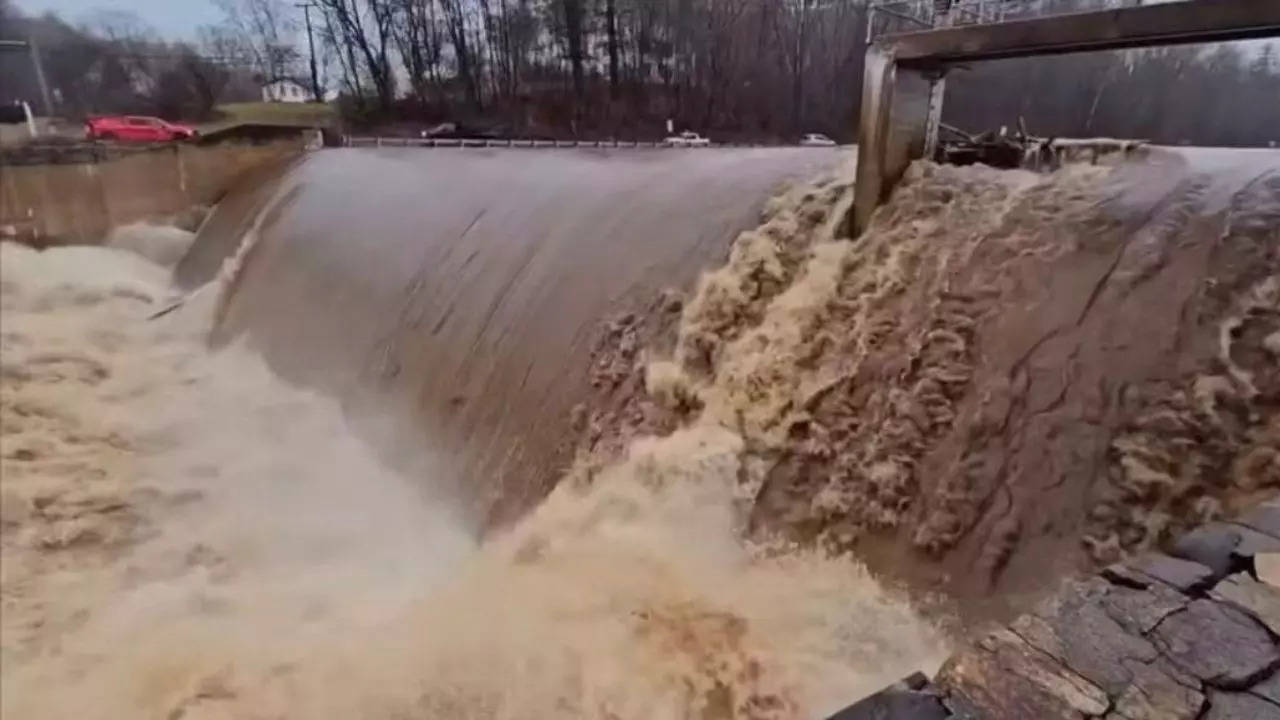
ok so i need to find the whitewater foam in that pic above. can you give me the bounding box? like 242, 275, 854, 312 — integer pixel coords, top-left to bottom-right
0, 235, 945, 719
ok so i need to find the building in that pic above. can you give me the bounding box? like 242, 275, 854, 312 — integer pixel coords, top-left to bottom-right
261, 79, 311, 103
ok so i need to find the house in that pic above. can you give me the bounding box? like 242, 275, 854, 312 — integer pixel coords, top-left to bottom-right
261, 79, 311, 103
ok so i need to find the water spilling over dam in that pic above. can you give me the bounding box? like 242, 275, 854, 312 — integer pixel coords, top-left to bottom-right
2, 144, 1278, 718
174, 146, 851, 528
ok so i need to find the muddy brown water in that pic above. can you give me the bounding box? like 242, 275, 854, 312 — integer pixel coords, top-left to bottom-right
175, 145, 1280, 625
175, 146, 847, 529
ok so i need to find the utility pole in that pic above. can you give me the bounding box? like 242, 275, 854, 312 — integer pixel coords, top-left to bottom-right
295, 3, 322, 103
0, 38, 54, 117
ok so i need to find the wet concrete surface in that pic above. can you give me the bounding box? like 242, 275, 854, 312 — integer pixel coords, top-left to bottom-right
176, 146, 846, 526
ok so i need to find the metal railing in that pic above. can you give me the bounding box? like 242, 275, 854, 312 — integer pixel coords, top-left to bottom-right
344, 137, 786, 149
868, 0, 1155, 40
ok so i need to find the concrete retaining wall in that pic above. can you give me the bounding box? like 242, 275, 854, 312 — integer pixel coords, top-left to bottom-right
0, 140, 302, 244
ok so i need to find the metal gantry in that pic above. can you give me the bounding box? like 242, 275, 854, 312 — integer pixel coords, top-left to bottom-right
867, 0, 1155, 40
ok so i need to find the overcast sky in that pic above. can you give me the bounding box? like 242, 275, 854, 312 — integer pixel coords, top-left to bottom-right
12, 0, 1273, 54
15, 0, 224, 40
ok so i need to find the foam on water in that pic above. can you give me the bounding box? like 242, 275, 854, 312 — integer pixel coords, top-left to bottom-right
0, 237, 946, 719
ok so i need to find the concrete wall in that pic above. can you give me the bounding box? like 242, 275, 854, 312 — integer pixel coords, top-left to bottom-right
853, 48, 944, 234
0, 140, 303, 244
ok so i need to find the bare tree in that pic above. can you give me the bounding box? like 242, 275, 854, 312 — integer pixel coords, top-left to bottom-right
85, 9, 162, 97
439, 0, 482, 109
297, 0, 1279, 147
213, 0, 300, 86
315, 0, 396, 110
392, 0, 446, 108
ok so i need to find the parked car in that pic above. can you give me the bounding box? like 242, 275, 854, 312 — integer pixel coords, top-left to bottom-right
800, 133, 836, 147
85, 115, 198, 143
664, 131, 711, 147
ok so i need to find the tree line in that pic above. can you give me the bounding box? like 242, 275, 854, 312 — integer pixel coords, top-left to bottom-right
306, 0, 872, 141
0, 0, 260, 121
946, 41, 1280, 148
2, 0, 1278, 146
262, 0, 1280, 144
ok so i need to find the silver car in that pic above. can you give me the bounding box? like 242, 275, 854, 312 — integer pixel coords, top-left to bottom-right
800, 133, 836, 147
664, 131, 711, 147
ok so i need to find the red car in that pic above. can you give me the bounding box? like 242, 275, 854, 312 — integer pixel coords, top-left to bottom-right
85, 115, 198, 142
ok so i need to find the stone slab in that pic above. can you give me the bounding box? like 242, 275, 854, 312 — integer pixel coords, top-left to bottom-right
1109, 658, 1205, 720
1211, 573, 1280, 637
1225, 523, 1280, 558
1152, 599, 1280, 689
1204, 690, 1280, 720
825, 672, 948, 720
1170, 526, 1242, 578
1252, 669, 1280, 705
824, 688, 950, 720
1023, 580, 1157, 695
1258, 553, 1280, 588
1128, 553, 1216, 593
936, 628, 1108, 720
1100, 582, 1188, 636
1102, 562, 1153, 590
1236, 503, 1280, 541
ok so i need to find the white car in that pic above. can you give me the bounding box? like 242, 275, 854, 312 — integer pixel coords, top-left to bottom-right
800, 133, 837, 147
664, 131, 711, 147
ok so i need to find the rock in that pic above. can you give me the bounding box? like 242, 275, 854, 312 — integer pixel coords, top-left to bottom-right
1204, 690, 1280, 720
1022, 579, 1157, 695
1170, 526, 1242, 578
1211, 573, 1280, 636
936, 629, 1109, 720
1127, 553, 1215, 593
825, 688, 950, 720
1252, 670, 1280, 705
1109, 658, 1205, 720
825, 671, 946, 720
1258, 553, 1280, 588
1236, 502, 1280, 541
1152, 599, 1280, 689
899, 671, 929, 691
1102, 563, 1152, 590
1227, 523, 1280, 558
1101, 581, 1188, 635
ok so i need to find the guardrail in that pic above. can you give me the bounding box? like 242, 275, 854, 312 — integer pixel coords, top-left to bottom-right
344, 136, 785, 149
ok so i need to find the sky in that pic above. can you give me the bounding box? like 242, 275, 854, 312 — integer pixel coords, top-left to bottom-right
14, 0, 224, 41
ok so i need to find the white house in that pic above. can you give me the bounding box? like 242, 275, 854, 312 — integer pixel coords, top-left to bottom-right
261, 79, 310, 103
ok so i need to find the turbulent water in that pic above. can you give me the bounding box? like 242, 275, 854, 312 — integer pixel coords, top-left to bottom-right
576, 148, 1280, 616
0, 229, 944, 716
4, 146, 1277, 718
